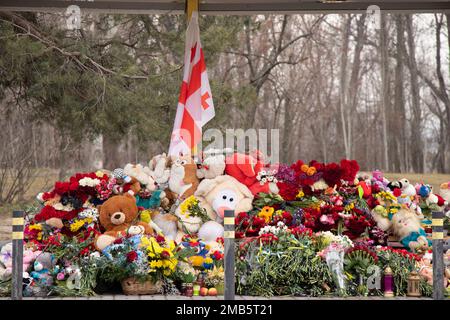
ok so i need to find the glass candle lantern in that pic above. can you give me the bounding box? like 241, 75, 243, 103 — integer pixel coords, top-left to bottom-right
193, 282, 201, 296
185, 283, 193, 297
383, 267, 394, 297
407, 271, 421, 297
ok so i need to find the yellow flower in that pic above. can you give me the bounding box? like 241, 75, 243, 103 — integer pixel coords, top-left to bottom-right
296, 190, 305, 198
140, 210, 151, 224
150, 260, 163, 268
69, 218, 92, 232
189, 255, 204, 267
274, 209, 284, 217
204, 257, 213, 264
29, 224, 43, 231
95, 171, 105, 178
180, 195, 199, 214
258, 206, 274, 223
306, 167, 316, 176
345, 202, 355, 211
301, 164, 309, 173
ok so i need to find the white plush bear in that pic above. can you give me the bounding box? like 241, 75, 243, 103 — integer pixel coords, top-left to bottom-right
148, 153, 171, 186
197, 154, 226, 180
123, 163, 156, 191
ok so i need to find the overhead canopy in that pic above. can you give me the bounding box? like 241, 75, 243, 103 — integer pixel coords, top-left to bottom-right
1, 0, 450, 15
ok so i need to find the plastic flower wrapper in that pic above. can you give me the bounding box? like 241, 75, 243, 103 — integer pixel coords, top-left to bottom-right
205, 266, 224, 287
322, 242, 346, 294
315, 231, 353, 252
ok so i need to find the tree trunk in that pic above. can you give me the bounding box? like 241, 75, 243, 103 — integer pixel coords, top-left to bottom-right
338, 15, 351, 159
392, 15, 407, 173
103, 135, 122, 170
405, 15, 424, 173
380, 13, 390, 171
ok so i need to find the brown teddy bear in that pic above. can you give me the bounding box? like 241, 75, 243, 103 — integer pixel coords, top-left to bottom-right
95, 194, 153, 250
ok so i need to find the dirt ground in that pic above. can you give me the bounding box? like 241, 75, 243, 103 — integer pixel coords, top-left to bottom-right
1, 172, 450, 241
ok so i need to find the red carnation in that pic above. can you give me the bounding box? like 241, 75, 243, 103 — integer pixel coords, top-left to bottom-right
252, 217, 266, 228
156, 235, 166, 243
160, 250, 170, 259
259, 233, 278, 244
235, 232, 245, 239
42, 191, 56, 201
340, 159, 360, 183
310, 160, 324, 171
113, 238, 123, 245
213, 251, 224, 260
126, 251, 138, 262
290, 160, 305, 176
322, 162, 342, 187
290, 226, 313, 238
215, 237, 224, 244
277, 181, 299, 201
54, 181, 70, 195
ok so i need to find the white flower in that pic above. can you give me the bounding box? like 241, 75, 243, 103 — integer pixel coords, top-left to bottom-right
53, 203, 73, 212
311, 179, 329, 191
79, 208, 99, 221
79, 177, 101, 187
90, 252, 100, 259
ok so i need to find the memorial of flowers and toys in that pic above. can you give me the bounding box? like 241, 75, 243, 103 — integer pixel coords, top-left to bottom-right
0, 5, 449, 300
0, 150, 449, 298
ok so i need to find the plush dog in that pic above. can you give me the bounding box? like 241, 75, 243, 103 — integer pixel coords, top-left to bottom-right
194, 175, 254, 222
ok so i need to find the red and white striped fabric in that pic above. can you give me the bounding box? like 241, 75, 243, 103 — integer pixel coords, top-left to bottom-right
168, 11, 215, 157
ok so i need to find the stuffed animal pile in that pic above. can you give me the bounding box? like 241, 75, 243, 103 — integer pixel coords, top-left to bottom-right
1, 149, 448, 297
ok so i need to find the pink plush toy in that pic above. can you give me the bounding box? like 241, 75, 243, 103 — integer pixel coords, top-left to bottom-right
0, 243, 41, 280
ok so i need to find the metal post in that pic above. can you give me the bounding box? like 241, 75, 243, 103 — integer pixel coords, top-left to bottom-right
223, 210, 235, 300
185, 0, 199, 21
11, 210, 24, 300
432, 211, 444, 300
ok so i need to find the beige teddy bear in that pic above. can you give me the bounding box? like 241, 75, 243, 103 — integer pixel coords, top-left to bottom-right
391, 208, 431, 252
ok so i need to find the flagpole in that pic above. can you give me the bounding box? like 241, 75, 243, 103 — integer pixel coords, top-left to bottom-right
186, 0, 198, 22
186, 0, 200, 161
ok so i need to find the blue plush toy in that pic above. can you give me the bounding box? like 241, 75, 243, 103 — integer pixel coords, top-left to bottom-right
136, 189, 165, 209
400, 228, 432, 251
418, 184, 432, 198
30, 252, 56, 287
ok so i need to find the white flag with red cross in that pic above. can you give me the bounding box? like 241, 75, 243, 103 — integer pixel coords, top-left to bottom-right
168, 11, 215, 157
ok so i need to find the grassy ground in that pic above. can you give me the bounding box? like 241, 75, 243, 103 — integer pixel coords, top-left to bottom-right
0, 170, 59, 240
383, 173, 450, 191
1, 172, 450, 241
